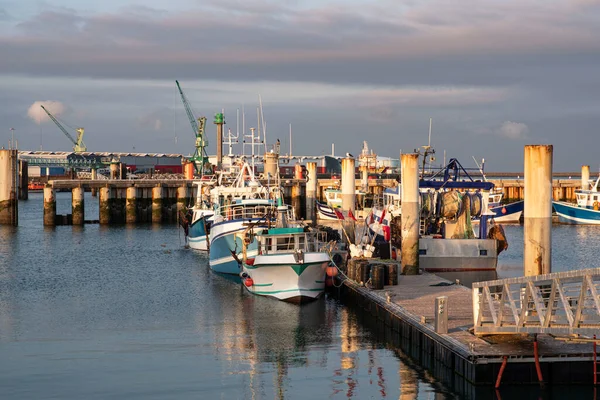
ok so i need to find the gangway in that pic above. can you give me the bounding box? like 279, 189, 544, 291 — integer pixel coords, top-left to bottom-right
473, 267, 600, 335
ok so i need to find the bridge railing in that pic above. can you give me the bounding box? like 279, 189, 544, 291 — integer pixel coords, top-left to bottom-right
473, 267, 600, 335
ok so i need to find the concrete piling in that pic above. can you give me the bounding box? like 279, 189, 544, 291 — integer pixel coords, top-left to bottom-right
524, 145, 553, 276
263, 152, 279, 180
152, 185, 163, 223
126, 186, 137, 223
582, 165, 590, 190
176, 186, 188, 214
43, 186, 56, 226
0, 149, 18, 225
110, 163, 119, 180
341, 157, 356, 213
401, 153, 420, 275
71, 187, 85, 225
292, 163, 303, 219
306, 162, 317, 225
99, 187, 111, 225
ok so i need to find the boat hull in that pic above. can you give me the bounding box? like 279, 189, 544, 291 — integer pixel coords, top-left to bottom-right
209, 219, 261, 274
242, 253, 330, 303
418, 238, 498, 272
316, 201, 338, 220
188, 217, 209, 251
553, 201, 600, 225
489, 200, 524, 223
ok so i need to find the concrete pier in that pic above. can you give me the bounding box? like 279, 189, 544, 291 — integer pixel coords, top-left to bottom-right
71, 187, 85, 225
401, 153, 419, 275
99, 187, 111, 225
152, 186, 163, 223
43, 186, 56, 226
306, 162, 317, 225
126, 187, 137, 223
0, 149, 18, 225
582, 164, 590, 190
361, 168, 368, 193
341, 157, 355, 213
524, 145, 553, 276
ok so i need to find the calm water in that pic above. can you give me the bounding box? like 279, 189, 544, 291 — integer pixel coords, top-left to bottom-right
2, 193, 600, 399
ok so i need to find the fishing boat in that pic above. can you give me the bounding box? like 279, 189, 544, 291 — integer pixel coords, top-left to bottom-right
180, 176, 216, 251
317, 187, 372, 220
238, 207, 332, 303
553, 176, 600, 224
208, 162, 292, 274
366, 158, 508, 272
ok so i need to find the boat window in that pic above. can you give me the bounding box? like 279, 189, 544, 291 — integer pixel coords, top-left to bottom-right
276, 236, 293, 251
233, 208, 243, 219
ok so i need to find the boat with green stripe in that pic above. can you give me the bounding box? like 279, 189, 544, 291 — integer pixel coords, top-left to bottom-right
237, 223, 332, 304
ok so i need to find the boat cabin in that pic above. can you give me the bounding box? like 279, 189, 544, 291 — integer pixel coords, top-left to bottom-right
256, 227, 326, 255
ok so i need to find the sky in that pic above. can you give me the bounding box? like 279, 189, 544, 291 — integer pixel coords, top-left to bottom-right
1, 0, 600, 172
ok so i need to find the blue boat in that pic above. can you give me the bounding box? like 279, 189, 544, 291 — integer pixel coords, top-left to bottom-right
489, 200, 524, 223
553, 176, 600, 225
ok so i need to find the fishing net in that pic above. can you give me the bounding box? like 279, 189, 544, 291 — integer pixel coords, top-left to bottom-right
451, 194, 475, 239
439, 190, 462, 219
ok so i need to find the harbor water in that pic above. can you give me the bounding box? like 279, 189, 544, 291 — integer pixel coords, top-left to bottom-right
2, 192, 600, 399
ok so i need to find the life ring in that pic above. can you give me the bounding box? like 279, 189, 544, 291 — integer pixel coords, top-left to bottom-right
594, 201, 599, 211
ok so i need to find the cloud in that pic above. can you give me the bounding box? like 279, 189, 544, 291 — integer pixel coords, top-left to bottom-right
27, 100, 66, 124
497, 121, 529, 139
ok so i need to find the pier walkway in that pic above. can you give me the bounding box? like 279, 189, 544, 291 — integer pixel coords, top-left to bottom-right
341, 271, 596, 385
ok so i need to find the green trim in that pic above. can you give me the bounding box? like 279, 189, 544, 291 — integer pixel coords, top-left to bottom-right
250, 288, 323, 295
244, 261, 323, 270
315, 280, 325, 283
252, 283, 273, 287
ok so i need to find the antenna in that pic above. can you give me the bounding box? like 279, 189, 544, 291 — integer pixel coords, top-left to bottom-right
259, 94, 267, 152
428, 117, 432, 148
472, 156, 487, 181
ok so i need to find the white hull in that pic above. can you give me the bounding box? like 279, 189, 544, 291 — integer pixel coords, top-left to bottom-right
418, 237, 498, 272
243, 253, 330, 303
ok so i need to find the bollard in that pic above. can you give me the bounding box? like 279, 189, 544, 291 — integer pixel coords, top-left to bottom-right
306, 162, 317, 225
434, 296, 448, 334
401, 153, 420, 275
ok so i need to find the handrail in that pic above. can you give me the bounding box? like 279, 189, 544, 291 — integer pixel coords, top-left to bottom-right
473, 267, 600, 335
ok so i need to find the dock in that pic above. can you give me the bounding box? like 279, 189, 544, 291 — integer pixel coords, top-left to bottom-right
335, 271, 596, 393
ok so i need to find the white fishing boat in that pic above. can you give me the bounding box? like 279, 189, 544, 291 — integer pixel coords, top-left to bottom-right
238, 208, 332, 303
180, 175, 216, 251
365, 157, 508, 272
207, 161, 286, 274
553, 175, 600, 224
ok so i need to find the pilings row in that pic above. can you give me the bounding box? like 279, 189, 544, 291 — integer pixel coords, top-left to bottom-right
43, 184, 193, 226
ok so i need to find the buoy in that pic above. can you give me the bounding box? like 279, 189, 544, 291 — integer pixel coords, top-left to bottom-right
391, 247, 397, 260
383, 225, 391, 242
326, 265, 338, 277
244, 277, 254, 287
245, 258, 255, 266
501, 207, 507, 214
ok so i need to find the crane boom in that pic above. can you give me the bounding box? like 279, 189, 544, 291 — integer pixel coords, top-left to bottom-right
175, 80, 209, 176
40, 105, 87, 153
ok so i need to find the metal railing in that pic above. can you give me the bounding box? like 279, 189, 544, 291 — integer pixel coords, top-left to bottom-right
473, 268, 600, 335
